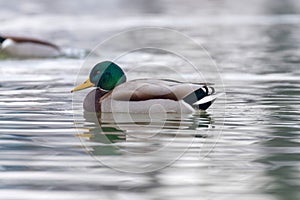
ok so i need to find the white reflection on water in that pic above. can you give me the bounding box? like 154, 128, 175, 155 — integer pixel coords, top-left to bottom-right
75, 111, 216, 173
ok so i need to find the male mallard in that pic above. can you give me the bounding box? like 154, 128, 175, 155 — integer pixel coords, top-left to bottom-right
0, 35, 61, 58
71, 61, 220, 113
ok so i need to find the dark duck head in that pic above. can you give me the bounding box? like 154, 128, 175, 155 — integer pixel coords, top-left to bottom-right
71, 61, 127, 112
71, 61, 126, 92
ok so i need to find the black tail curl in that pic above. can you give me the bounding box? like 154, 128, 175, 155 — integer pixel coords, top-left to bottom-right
183, 86, 215, 110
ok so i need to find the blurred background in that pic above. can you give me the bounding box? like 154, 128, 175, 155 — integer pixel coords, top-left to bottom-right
1, 0, 300, 49
0, 0, 300, 200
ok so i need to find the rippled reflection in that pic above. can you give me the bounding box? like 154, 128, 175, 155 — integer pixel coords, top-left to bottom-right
74, 111, 214, 172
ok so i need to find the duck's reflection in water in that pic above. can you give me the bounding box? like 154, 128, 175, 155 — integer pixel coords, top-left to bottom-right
79, 111, 213, 157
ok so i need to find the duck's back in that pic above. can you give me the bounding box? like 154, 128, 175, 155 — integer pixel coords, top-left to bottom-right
1, 37, 61, 58
109, 79, 209, 101
100, 79, 214, 113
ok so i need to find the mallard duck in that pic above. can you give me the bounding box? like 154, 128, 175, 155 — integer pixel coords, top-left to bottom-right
0, 35, 61, 58
71, 61, 221, 113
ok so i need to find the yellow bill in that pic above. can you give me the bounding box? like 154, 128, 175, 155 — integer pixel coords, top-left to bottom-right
71, 78, 95, 93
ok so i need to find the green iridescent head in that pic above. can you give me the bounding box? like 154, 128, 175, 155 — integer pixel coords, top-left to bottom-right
90, 61, 126, 90
71, 61, 126, 92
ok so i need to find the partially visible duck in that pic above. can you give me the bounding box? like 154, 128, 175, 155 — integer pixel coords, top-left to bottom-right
71, 61, 221, 113
0, 35, 61, 58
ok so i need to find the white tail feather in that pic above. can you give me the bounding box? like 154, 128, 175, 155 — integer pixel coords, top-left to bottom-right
193, 93, 225, 105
